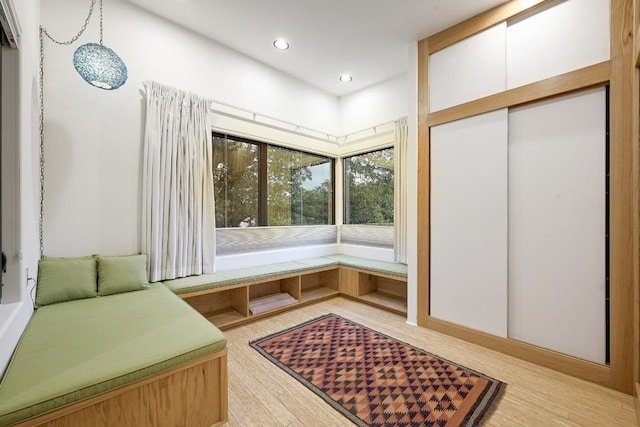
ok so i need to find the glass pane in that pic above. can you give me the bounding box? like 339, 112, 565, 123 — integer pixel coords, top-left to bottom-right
213, 136, 259, 227
267, 145, 333, 226
344, 148, 394, 225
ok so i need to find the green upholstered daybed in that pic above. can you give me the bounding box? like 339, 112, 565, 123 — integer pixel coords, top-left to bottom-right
0, 255, 228, 427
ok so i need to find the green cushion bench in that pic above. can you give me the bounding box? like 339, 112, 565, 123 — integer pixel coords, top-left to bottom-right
164, 255, 406, 296
164, 257, 340, 295
323, 254, 408, 278
0, 283, 228, 427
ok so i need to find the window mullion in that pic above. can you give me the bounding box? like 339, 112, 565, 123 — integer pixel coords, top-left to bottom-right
258, 144, 268, 226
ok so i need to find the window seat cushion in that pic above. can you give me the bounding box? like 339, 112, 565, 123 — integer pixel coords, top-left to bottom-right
164, 257, 340, 295
0, 283, 227, 427
164, 255, 407, 296
324, 254, 408, 278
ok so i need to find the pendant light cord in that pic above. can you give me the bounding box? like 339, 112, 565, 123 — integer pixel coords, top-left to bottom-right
40, 0, 98, 46
100, 0, 104, 45
38, 28, 45, 258
38, 0, 101, 256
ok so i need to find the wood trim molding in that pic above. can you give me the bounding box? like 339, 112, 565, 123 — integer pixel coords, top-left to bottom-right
609, 0, 637, 395
635, 74, 640, 391
416, 36, 431, 328
634, 0, 640, 390
426, 317, 611, 387
416, 114, 430, 327
427, 61, 610, 127
427, 0, 554, 54
635, 383, 640, 426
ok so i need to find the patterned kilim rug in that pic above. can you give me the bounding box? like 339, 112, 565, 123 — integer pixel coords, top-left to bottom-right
250, 314, 504, 427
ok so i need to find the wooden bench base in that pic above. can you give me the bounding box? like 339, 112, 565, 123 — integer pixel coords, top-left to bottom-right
12, 350, 228, 427
181, 265, 408, 329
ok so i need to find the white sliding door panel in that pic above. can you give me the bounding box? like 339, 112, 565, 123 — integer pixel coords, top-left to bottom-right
429, 23, 506, 112
508, 88, 606, 364
506, 0, 610, 89
430, 109, 508, 338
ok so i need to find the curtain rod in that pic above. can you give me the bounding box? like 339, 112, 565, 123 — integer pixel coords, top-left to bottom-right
209, 98, 401, 145
210, 99, 339, 142
339, 119, 397, 144
211, 108, 340, 145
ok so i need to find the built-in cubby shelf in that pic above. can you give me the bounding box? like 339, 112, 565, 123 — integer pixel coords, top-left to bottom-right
181, 265, 406, 329
183, 268, 340, 329
339, 267, 408, 316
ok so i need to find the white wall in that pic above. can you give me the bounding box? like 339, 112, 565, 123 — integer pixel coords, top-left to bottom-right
39, 0, 340, 258
338, 73, 408, 135
0, 0, 39, 375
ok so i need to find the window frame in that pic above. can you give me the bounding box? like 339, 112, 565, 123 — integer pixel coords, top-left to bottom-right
212, 131, 336, 228
342, 146, 395, 226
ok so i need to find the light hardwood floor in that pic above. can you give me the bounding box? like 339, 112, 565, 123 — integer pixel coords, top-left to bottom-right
223, 297, 636, 426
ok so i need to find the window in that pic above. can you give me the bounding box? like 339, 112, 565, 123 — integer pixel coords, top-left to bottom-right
213, 133, 334, 228
213, 136, 259, 228
343, 147, 394, 225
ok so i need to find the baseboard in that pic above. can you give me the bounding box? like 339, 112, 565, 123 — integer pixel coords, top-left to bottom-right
635, 383, 640, 426
424, 316, 610, 388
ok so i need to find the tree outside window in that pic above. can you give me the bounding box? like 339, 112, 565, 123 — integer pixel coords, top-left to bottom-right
213, 134, 334, 227
343, 148, 394, 225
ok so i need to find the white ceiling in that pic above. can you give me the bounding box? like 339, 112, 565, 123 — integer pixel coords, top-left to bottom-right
123, 0, 507, 97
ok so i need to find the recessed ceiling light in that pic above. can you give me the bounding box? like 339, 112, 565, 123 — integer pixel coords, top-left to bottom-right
339, 74, 353, 82
273, 39, 289, 50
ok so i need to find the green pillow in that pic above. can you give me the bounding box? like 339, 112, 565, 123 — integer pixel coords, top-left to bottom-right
97, 254, 149, 296
36, 258, 98, 307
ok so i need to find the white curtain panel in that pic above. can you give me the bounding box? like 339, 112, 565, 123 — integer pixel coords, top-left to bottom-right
394, 117, 408, 264
142, 81, 215, 282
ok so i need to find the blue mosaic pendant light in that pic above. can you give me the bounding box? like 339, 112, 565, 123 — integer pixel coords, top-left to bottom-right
72, 0, 127, 90
73, 42, 127, 90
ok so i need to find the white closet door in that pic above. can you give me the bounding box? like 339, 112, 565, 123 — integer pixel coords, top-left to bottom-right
506, 0, 609, 89
508, 88, 606, 364
430, 109, 508, 338
429, 23, 506, 112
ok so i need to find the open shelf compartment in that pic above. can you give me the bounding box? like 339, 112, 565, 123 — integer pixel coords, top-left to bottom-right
184, 286, 249, 328
248, 277, 300, 315
300, 269, 340, 303
359, 272, 407, 314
